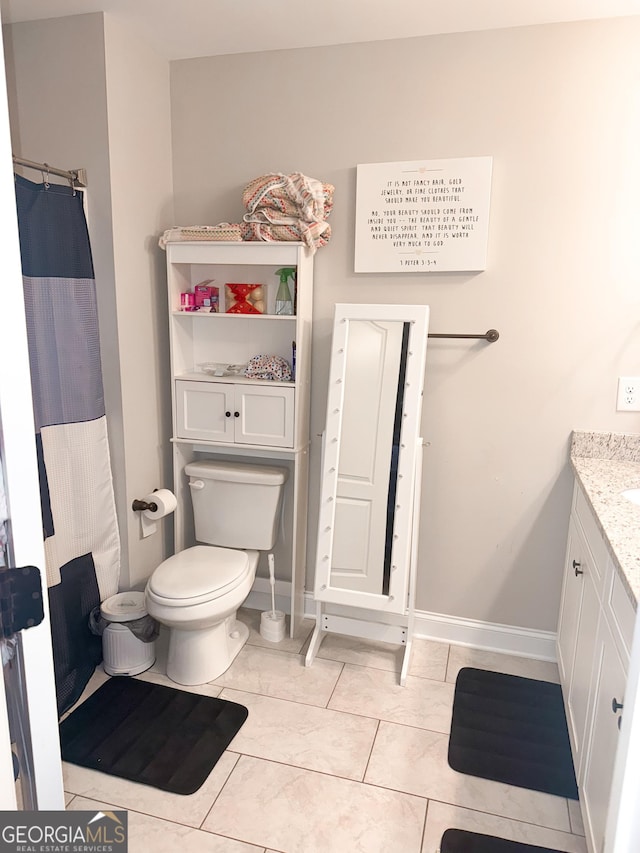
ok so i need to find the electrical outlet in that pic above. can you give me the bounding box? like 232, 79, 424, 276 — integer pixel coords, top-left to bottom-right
616, 377, 640, 411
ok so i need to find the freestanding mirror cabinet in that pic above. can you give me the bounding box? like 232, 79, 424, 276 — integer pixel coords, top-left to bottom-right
306, 303, 429, 683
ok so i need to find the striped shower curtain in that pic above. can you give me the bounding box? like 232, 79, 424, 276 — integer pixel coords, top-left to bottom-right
15, 174, 120, 716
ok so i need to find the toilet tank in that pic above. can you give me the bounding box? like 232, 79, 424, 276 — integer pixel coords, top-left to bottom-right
184, 460, 288, 550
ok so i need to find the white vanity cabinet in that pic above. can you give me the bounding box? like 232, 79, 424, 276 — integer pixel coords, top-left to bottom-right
557, 480, 635, 853
164, 241, 314, 633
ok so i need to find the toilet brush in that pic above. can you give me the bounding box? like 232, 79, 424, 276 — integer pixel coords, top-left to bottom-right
260, 554, 286, 642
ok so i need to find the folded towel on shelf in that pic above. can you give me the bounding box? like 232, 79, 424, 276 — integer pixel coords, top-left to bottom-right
159, 223, 242, 248
158, 173, 334, 252
243, 173, 334, 221
241, 172, 334, 252
240, 218, 332, 250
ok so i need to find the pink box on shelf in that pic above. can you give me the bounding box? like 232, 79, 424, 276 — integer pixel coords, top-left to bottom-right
181, 292, 196, 311
194, 281, 219, 312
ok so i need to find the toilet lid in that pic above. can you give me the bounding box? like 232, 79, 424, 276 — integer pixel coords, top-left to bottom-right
148, 546, 253, 603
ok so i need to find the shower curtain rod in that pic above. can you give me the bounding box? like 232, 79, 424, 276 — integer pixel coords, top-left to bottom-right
13, 154, 87, 188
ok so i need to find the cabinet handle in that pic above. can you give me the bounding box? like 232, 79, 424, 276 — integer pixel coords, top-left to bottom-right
234, 411, 240, 418
612, 697, 624, 714
573, 560, 583, 576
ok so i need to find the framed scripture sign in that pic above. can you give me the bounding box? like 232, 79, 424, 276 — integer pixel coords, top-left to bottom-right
354, 156, 492, 273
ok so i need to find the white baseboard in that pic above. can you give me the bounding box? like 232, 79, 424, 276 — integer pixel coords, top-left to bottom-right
245, 578, 557, 663
411, 610, 557, 662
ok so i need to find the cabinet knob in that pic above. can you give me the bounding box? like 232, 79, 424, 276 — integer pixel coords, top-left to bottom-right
225, 411, 231, 418
234, 411, 240, 418
573, 560, 583, 576
612, 697, 624, 714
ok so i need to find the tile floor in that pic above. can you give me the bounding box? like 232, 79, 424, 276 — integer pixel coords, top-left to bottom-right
63, 608, 588, 853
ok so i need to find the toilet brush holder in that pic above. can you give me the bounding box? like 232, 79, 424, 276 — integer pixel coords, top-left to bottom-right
260, 609, 286, 643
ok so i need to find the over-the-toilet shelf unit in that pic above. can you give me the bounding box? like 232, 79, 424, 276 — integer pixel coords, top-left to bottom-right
164, 241, 314, 636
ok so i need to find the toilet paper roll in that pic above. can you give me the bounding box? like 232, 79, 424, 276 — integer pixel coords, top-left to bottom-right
142, 489, 177, 520
140, 489, 177, 538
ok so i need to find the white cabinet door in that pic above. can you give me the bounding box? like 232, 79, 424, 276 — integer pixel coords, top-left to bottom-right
568, 567, 600, 768
235, 384, 294, 448
558, 514, 601, 763
176, 379, 235, 442
581, 617, 627, 853
557, 516, 585, 687
176, 379, 294, 447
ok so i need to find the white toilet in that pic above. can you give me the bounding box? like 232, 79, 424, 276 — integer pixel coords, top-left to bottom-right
145, 459, 288, 685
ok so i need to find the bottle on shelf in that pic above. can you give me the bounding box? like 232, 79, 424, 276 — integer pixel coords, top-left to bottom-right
274, 267, 295, 315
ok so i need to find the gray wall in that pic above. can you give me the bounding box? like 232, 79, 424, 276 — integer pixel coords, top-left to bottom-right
170, 17, 640, 632
4, 12, 174, 590
102, 13, 174, 589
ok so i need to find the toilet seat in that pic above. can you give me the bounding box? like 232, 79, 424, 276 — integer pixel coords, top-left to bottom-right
147, 545, 257, 607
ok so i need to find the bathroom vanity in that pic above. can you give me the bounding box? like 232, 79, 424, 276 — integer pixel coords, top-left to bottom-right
557, 433, 640, 853
164, 241, 314, 634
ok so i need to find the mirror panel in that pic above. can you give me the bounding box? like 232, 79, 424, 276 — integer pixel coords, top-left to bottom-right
314, 304, 429, 614
330, 319, 406, 595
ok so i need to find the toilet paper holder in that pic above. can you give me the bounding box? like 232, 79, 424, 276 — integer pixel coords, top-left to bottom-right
132, 497, 157, 512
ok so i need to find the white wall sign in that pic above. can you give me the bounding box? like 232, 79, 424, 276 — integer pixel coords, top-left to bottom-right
354, 156, 493, 273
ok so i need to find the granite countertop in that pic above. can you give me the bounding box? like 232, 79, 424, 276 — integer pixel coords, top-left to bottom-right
570, 431, 640, 609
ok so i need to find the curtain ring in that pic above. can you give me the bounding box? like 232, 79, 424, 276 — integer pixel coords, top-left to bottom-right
68, 174, 76, 196
41, 164, 50, 189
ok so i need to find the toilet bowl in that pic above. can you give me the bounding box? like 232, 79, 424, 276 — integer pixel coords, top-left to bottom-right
146, 545, 259, 685
144, 459, 288, 686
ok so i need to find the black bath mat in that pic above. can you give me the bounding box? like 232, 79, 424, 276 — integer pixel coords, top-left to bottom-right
448, 668, 578, 800
59, 677, 248, 794
441, 829, 565, 853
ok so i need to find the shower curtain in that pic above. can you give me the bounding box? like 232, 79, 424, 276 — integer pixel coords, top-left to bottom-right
15, 174, 120, 716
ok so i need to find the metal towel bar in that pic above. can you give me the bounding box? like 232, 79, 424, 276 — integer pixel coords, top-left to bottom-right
428, 329, 499, 342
